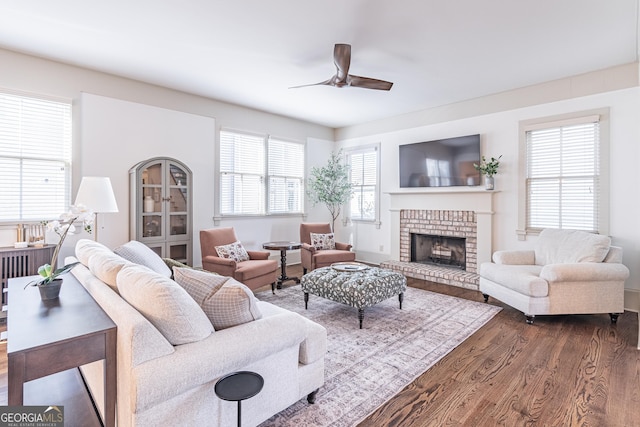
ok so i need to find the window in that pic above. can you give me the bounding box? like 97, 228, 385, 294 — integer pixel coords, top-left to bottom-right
518, 110, 609, 238
0, 91, 72, 222
219, 130, 304, 216
268, 138, 304, 214
347, 144, 380, 224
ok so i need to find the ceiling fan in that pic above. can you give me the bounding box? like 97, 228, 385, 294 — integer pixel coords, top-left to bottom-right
291, 43, 393, 91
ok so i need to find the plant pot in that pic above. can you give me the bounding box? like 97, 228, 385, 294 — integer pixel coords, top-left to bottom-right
38, 278, 63, 301
484, 176, 495, 190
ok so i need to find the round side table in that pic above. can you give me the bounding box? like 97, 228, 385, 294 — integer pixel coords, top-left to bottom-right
214, 371, 264, 427
262, 241, 302, 289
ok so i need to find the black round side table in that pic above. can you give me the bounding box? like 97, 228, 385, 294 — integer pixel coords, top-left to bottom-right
214, 371, 264, 427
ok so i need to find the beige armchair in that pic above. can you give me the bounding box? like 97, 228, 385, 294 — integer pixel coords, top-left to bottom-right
200, 227, 278, 292
480, 228, 629, 324
300, 223, 355, 274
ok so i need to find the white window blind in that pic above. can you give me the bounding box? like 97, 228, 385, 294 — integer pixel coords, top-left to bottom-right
219, 130, 265, 215
526, 118, 600, 232
0, 92, 72, 221
219, 130, 305, 216
348, 146, 378, 221
268, 138, 304, 214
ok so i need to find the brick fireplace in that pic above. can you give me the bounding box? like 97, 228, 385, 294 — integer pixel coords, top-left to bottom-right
381, 188, 497, 290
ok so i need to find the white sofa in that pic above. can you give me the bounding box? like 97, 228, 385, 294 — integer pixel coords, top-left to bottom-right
68, 239, 326, 426
480, 229, 629, 324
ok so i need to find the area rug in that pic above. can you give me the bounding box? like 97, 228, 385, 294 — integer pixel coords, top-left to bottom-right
255, 284, 501, 426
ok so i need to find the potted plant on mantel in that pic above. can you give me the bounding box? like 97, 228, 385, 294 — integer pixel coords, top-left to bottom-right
24, 205, 94, 300
307, 150, 354, 231
474, 155, 502, 190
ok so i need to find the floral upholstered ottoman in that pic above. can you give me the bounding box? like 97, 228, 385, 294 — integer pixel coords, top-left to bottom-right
300, 264, 407, 328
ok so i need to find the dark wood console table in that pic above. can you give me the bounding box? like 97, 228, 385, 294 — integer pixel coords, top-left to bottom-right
7, 274, 116, 427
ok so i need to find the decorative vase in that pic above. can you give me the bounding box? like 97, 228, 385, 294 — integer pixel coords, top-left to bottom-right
38, 278, 63, 301
144, 195, 155, 213
485, 176, 495, 190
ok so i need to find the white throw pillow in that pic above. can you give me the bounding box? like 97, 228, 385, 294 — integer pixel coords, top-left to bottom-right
535, 229, 611, 265
114, 240, 172, 277
310, 232, 336, 250
117, 264, 213, 345
88, 249, 134, 292
76, 239, 111, 267
204, 279, 262, 330
215, 241, 250, 262
173, 266, 229, 305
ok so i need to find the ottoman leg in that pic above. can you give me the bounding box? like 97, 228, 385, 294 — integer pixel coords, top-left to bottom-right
304, 292, 309, 309
358, 308, 364, 329
399, 292, 404, 309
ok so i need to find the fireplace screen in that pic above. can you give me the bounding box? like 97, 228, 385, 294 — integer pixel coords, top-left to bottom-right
410, 233, 466, 270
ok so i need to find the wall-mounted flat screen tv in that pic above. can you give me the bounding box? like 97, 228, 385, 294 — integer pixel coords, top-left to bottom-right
399, 134, 481, 188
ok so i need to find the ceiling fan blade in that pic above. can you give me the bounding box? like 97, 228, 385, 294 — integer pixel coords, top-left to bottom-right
289, 77, 335, 89
333, 44, 351, 82
347, 75, 394, 91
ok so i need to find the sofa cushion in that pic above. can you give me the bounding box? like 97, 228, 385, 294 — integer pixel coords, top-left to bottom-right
215, 241, 250, 262
117, 264, 213, 345
76, 239, 111, 267
206, 279, 263, 330
173, 267, 261, 330
88, 249, 133, 292
114, 240, 172, 277
480, 263, 547, 297
534, 229, 611, 265
310, 232, 335, 250
173, 266, 229, 305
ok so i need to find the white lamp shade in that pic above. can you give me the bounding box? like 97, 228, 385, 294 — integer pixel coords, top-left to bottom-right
75, 177, 119, 213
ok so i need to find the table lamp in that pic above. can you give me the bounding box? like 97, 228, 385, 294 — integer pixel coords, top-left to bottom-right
74, 176, 119, 242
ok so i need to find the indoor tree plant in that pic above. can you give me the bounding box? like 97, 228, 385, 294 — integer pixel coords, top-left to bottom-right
25, 204, 94, 300
307, 150, 353, 231
474, 155, 502, 190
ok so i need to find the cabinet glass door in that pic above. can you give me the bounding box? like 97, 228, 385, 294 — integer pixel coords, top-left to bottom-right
168, 163, 189, 238
141, 162, 164, 240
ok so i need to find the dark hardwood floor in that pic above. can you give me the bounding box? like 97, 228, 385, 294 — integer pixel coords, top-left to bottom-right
1, 265, 638, 426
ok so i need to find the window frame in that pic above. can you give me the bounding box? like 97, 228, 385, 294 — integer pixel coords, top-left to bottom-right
344, 143, 381, 228
517, 108, 610, 240
216, 128, 305, 219
0, 89, 73, 224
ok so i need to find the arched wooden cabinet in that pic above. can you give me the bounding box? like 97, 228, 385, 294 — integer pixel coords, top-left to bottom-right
129, 157, 192, 264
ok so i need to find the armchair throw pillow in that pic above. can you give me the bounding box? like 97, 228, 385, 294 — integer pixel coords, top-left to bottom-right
310, 232, 336, 250
215, 241, 250, 262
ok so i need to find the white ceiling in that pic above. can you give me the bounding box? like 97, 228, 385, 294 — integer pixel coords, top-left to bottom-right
0, 0, 638, 128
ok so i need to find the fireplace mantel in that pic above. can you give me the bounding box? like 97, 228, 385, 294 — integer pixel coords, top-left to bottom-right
387, 189, 497, 268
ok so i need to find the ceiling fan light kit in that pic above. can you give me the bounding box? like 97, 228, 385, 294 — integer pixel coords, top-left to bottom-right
291, 43, 393, 91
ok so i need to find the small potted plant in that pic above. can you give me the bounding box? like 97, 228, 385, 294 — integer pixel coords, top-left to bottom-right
25, 204, 94, 300
474, 155, 502, 190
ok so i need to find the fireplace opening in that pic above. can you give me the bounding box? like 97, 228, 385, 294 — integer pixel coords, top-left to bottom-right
410, 233, 466, 270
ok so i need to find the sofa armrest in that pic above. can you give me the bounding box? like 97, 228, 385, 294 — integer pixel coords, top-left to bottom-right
132, 312, 308, 412
335, 242, 352, 251
540, 262, 630, 283
247, 250, 270, 260
301, 243, 316, 254
298, 315, 327, 364
493, 250, 535, 265
202, 255, 236, 277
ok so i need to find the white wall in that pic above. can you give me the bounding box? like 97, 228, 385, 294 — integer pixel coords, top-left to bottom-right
0, 48, 335, 265
338, 86, 640, 310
